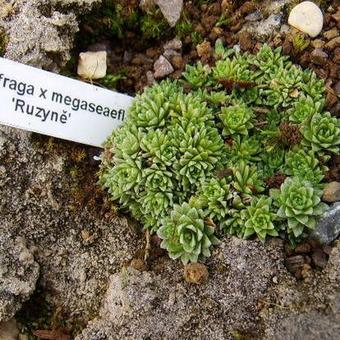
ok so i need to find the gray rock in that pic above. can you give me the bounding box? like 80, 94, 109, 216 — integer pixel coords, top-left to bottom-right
0, 125, 142, 323
242, 13, 283, 41
154, 55, 174, 78
245, 10, 263, 22
310, 203, 340, 245
155, 0, 183, 27
163, 48, 180, 60
163, 37, 182, 50
266, 310, 340, 340
323, 181, 340, 203
76, 238, 288, 339
0, 223, 39, 322
262, 240, 340, 340
0, 0, 99, 71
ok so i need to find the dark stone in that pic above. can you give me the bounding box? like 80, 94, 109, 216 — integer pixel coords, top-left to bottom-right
311, 249, 328, 269
285, 255, 305, 275
295, 243, 312, 254
310, 48, 328, 65
310, 203, 340, 245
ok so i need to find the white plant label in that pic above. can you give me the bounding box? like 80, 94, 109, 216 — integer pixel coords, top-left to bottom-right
0, 57, 134, 147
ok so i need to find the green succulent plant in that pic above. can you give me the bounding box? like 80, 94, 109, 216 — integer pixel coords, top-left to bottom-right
270, 177, 328, 243
182, 61, 212, 89
287, 95, 324, 124
129, 82, 172, 128
241, 197, 278, 242
219, 102, 254, 136
231, 161, 265, 196
213, 54, 251, 81
223, 208, 245, 238
301, 112, 340, 154
259, 147, 285, 178
284, 148, 327, 185
194, 177, 233, 220
100, 43, 335, 263
157, 202, 220, 264
225, 135, 261, 166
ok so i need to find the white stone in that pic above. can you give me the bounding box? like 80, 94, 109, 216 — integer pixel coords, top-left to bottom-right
288, 1, 323, 38
77, 51, 107, 80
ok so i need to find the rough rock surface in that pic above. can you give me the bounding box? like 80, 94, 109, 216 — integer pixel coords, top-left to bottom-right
262, 241, 340, 340
0, 223, 39, 322
0, 126, 142, 323
155, 0, 183, 27
77, 238, 287, 339
0, 0, 101, 71
310, 203, 340, 245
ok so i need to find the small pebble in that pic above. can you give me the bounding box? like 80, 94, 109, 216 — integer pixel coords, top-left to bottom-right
245, 10, 263, 22
323, 181, 340, 203
295, 243, 312, 254
163, 49, 180, 59
325, 36, 340, 50
171, 55, 184, 69
77, 51, 107, 80
184, 263, 209, 284
310, 48, 328, 65
146, 71, 155, 86
272, 276, 278, 284
311, 249, 328, 269
323, 28, 339, 40
196, 40, 212, 60
288, 1, 323, 38
130, 258, 148, 271
311, 39, 325, 48
163, 37, 182, 50
153, 55, 174, 79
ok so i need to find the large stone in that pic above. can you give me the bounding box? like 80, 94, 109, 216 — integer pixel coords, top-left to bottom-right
0, 0, 100, 71
76, 238, 288, 339
0, 125, 143, 324
288, 1, 323, 38
0, 223, 39, 322
310, 203, 340, 245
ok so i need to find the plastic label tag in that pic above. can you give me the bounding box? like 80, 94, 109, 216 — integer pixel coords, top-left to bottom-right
0, 57, 133, 147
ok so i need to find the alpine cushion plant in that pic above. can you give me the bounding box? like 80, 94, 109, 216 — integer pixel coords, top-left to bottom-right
100, 43, 338, 264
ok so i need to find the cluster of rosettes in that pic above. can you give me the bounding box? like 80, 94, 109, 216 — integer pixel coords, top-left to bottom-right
100, 44, 340, 264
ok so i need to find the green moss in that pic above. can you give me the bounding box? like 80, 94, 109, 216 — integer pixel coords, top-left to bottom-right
140, 9, 170, 40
